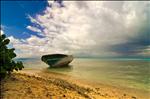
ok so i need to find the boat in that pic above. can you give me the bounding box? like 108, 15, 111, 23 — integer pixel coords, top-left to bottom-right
41, 54, 73, 67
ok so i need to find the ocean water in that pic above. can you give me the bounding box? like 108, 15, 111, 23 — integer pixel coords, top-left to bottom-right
22, 58, 150, 91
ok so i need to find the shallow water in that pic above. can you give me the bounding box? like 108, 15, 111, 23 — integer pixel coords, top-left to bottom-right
22, 58, 150, 91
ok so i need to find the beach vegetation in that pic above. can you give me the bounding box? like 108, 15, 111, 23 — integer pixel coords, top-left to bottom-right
0, 34, 24, 79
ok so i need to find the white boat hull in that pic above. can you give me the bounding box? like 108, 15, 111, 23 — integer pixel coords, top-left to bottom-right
53, 55, 73, 67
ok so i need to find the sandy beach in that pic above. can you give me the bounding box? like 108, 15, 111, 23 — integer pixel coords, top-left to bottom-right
1, 69, 149, 99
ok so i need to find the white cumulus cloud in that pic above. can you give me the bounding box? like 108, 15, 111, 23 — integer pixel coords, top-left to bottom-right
9, 1, 150, 58
1, 25, 4, 35
26, 26, 42, 33
1, 30, 4, 35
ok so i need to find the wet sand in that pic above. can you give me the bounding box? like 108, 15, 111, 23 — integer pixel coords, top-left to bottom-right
1, 69, 149, 99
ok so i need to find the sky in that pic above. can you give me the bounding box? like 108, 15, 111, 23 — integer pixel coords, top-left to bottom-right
1, 1, 150, 58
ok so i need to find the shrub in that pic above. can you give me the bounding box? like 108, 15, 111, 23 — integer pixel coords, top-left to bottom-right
0, 34, 24, 79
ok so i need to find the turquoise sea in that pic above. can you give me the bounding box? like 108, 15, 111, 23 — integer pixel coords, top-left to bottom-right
21, 58, 150, 92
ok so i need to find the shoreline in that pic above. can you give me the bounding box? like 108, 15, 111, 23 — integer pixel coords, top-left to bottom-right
1, 69, 149, 99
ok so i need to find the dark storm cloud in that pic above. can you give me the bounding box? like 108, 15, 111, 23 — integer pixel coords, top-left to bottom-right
110, 26, 150, 57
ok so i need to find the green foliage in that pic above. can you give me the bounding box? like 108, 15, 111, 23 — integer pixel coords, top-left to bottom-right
0, 34, 24, 79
